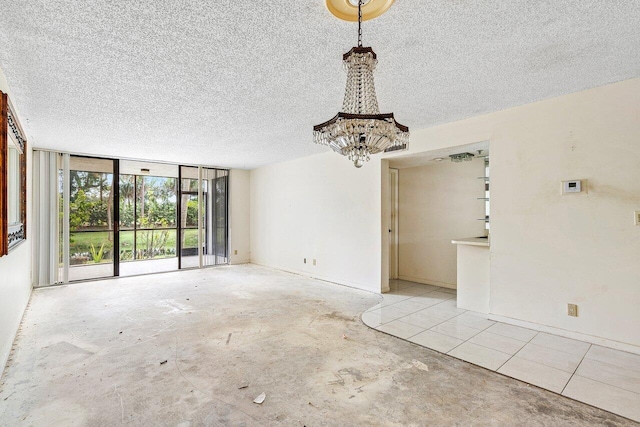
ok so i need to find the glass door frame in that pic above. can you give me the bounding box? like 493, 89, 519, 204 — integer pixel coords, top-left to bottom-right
177, 165, 204, 270
178, 166, 229, 269
211, 171, 229, 264
58, 154, 229, 284
61, 154, 119, 282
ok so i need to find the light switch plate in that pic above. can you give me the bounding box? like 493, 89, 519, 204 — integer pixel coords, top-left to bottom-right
568, 304, 578, 317
635, 211, 640, 226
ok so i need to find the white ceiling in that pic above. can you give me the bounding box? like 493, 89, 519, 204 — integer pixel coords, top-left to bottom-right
1, 1, 639, 169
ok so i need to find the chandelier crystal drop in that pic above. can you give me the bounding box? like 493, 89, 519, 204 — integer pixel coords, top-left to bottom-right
313, 0, 409, 168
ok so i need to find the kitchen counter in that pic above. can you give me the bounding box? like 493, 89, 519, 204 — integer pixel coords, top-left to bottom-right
451, 237, 490, 247
452, 237, 490, 313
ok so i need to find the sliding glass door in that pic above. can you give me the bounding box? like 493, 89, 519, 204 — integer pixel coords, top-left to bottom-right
178, 167, 229, 269
118, 161, 179, 276
179, 166, 201, 269
48, 153, 230, 285
208, 168, 228, 266
67, 156, 115, 282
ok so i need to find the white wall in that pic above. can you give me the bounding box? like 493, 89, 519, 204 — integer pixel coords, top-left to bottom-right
0, 66, 33, 373
397, 159, 485, 288
229, 169, 250, 264
384, 77, 640, 349
250, 77, 639, 349
250, 152, 382, 292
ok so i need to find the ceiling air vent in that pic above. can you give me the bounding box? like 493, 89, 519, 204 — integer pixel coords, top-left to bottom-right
384, 144, 408, 153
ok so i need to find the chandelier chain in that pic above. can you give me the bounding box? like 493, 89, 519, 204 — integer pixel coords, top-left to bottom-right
358, 0, 363, 47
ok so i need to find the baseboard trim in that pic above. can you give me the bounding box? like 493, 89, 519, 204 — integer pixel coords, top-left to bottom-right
1, 286, 33, 378
249, 262, 382, 294
487, 313, 640, 356
397, 275, 457, 290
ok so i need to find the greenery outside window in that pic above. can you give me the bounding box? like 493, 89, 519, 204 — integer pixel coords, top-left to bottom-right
1, 90, 27, 256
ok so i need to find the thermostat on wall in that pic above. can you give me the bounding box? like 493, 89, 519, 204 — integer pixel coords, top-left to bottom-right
562, 180, 582, 194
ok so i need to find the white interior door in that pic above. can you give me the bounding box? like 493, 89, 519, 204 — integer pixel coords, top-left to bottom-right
389, 168, 399, 279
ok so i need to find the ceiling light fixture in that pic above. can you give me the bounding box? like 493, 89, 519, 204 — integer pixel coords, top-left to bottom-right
313, 0, 409, 168
449, 153, 475, 163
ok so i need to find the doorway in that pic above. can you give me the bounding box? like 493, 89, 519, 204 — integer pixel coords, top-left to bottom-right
385, 141, 489, 288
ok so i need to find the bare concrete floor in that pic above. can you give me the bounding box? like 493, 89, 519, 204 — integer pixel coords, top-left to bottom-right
0, 265, 634, 426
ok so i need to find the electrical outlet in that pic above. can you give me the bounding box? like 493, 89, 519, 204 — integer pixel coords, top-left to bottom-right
234, 250, 238, 255
635, 211, 640, 226
568, 304, 578, 317
304, 258, 307, 264
313, 259, 316, 266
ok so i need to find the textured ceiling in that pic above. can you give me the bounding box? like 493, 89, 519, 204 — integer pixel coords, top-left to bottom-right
1, 1, 639, 169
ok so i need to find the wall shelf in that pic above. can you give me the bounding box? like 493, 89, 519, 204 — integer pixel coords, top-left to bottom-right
481, 156, 490, 230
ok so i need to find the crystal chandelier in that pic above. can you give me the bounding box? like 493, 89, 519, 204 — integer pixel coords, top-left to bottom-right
313, 0, 409, 168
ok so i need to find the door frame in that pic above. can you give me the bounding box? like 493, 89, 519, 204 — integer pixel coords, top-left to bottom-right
389, 168, 399, 279
62, 154, 119, 282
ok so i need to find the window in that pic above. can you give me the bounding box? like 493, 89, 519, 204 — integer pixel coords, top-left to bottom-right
1, 91, 27, 255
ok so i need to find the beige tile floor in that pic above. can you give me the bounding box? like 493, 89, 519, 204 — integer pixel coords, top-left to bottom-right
362, 279, 640, 423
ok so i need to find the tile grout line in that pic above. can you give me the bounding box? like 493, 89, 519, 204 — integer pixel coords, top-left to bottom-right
432, 320, 487, 340
404, 309, 467, 341
377, 291, 463, 339
378, 288, 444, 308
494, 330, 540, 372
560, 343, 592, 395
381, 286, 498, 349
562, 369, 640, 397
512, 349, 587, 377
441, 312, 493, 352
403, 294, 466, 336
379, 299, 457, 338
375, 303, 447, 326
375, 293, 461, 326
444, 321, 501, 355
510, 338, 593, 377
524, 337, 595, 357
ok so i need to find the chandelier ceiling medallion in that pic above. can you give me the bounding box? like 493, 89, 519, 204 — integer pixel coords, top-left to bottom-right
313, 0, 409, 168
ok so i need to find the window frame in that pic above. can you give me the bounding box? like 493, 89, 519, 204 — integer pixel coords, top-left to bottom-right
0, 90, 27, 256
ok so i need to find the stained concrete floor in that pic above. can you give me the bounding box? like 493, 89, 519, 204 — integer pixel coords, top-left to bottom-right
0, 265, 635, 426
